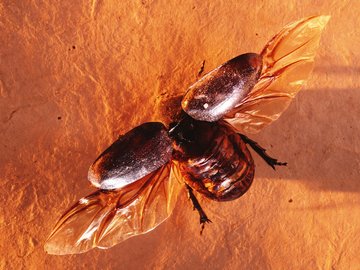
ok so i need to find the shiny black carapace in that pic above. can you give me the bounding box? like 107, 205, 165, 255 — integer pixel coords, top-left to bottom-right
45, 16, 329, 255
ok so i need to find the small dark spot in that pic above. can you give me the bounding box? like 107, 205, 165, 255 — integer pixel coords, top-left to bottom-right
288, 199, 293, 203
72, 45, 76, 49
32, 238, 39, 246
256, 33, 259, 36
57, 116, 62, 120
192, 6, 195, 9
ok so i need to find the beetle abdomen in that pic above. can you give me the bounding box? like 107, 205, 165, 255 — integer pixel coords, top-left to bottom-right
175, 122, 254, 201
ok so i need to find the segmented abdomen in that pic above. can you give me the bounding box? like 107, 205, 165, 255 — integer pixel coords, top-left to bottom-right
178, 123, 254, 201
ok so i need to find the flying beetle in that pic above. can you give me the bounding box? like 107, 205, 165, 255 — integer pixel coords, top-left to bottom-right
45, 16, 330, 255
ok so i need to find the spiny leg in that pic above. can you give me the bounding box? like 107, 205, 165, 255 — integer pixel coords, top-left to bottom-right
239, 134, 287, 170
185, 184, 211, 234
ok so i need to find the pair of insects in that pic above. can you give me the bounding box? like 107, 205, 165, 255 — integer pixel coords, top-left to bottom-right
45, 16, 329, 255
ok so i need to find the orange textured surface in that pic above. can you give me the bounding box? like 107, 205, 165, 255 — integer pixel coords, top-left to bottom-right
1, 1, 359, 269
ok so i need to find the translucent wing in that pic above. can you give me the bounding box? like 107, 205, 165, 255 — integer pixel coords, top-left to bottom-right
224, 15, 330, 133
45, 162, 183, 255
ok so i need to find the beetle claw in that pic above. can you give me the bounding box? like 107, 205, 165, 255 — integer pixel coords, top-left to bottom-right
200, 217, 212, 235
239, 134, 287, 170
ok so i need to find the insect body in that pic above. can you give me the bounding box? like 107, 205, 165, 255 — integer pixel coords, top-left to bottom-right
170, 116, 255, 202
45, 16, 330, 255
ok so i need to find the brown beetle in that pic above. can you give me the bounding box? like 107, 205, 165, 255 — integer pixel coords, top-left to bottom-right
45, 16, 329, 255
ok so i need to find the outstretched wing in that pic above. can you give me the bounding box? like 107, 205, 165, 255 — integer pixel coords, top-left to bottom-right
45, 162, 183, 255
224, 15, 330, 133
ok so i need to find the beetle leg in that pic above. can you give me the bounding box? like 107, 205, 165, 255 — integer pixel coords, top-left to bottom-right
239, 134, 287, 170
185, 184, 212, 234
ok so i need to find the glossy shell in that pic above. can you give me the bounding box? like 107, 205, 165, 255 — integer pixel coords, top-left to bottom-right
182, 53, 262, 122
88, 122, 173, 190
171, 118, 254, 201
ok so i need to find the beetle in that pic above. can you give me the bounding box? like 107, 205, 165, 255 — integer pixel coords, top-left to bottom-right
45, 16, 329, 255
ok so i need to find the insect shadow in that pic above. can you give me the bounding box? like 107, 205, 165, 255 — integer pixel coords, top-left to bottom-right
253, 85, 360, 193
